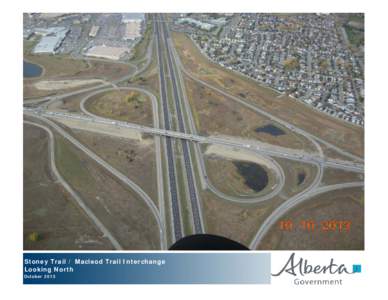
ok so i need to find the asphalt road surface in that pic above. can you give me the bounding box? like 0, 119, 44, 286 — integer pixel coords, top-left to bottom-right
27, 108, 363, 174
24, 120, 123, 250
24, 112, 166, 250
23, 15, 365, 249
249, 181, 364, 249
154, 16, 184, 242
160, 16, 204, 234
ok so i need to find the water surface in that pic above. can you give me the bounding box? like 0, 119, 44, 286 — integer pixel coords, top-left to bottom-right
233, 161, 268, 192
24, 61, 42, 78
255, 124, 285, 136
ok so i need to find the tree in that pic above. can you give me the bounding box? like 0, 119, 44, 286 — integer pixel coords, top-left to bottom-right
283, 57, 299, 71
28, 232, 41, 242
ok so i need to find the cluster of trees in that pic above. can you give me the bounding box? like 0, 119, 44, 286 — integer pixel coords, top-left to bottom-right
283, 57, 299, 71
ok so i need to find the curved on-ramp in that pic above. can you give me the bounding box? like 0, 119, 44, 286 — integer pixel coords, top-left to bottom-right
249, 181, 364, 249
168, 37, 327, 205
23, 120, 123, 250
24, 113, 166, 250
79, 85, 167, 248
171, 39, 364, 163
201, 145, 286, 204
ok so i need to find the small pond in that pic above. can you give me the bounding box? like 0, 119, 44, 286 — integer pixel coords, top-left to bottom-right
24, 61, 42, 78
255, 124, 285, 136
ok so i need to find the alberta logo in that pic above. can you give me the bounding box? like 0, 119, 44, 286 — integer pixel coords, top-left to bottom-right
272, 253, 362, 286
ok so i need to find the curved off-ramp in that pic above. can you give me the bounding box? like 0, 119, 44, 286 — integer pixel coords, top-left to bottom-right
200, 144, 286, 204
23, 120, 123, 250
80, 86, 167, 245
249, 181, 363, 249
171, 40, 365, 163
168, 38, 326, 205
25, 34, 155, 109
79, 86, 166, 246
24, 32, 168, 249
24, 112, 166, 250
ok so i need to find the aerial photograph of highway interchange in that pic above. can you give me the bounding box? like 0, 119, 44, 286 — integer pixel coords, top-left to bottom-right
23, 13, 364, 250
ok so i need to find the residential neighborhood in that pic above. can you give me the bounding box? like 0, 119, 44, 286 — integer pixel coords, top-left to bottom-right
174, 13, 364, 126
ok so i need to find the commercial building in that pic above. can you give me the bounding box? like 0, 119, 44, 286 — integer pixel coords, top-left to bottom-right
123, 21, 142, 40
89, 25, 99, 38
85, 45, 130, 60
33, 27, 69, 54
121, 13, 144, 41
176, 18, 215, 31
121, 13, 145, 23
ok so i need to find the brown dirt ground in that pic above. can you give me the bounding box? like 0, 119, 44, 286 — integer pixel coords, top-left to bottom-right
85, 90, 153, 126
184, 76, 317, 152
24, 54, 131, 80
53, 132, 160, 250
47, 91, 91, 113
274, 157, 318, 198
172, 32, 364, 158
24, 82, 103, 100
320, 141, 363, 161
202, 191, 286, 247
72, 129, 158, 204
201, 157, 319, 246
23, 124, 113, 250
321, 168, 364, 185
24, 54, 132, 98
257, 187, 364, 250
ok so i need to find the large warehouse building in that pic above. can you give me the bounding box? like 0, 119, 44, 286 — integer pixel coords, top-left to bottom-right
89, 25, 99, 38
121, 13, 145, 23
85, 45, 130, 60
121, 13, 145, 40
123, 21, 142, 40
33, 27, 69, 54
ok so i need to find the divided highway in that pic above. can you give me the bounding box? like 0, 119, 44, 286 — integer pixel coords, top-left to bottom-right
160, 15, 204, 234
23, 14, 365, 250
154, 16, 184, 241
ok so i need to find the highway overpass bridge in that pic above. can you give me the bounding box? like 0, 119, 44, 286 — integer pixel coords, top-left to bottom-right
24, 108, 364, 173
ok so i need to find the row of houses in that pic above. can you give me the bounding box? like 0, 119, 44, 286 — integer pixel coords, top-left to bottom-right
191, 13, 364, 126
